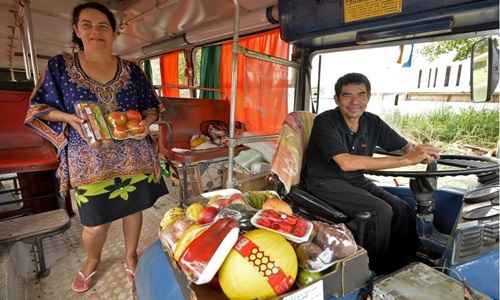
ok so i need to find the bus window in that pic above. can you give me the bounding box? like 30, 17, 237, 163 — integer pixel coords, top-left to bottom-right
155, 50, 191, 98
146, 57, 162, 96
186, 29, 295, 134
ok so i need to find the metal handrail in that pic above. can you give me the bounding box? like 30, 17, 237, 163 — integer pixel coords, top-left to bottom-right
154, 84, 221, 92
238, 46, 299, 69
227, 0, 240, 188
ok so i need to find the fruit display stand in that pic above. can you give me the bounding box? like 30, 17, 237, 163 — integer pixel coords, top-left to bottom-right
136, 189, 372, 300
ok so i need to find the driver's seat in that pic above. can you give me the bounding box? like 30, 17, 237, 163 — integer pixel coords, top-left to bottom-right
271, 111, 370, 245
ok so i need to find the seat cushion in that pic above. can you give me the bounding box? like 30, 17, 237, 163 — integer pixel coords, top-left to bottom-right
0, 129, 45, 150
0, 140, 58, 174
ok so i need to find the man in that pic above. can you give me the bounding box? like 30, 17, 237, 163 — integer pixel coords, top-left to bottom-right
304, 73, 440, 274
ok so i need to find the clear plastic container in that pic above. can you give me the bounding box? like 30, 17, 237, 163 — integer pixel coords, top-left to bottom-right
250, 209, 313, 243
75, 102, 147, 142
74, 102, 112, 147
201, 188, 245, 210
105, 110, 146, 140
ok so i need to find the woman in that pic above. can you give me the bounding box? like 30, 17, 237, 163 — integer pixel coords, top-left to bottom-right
24, 2, 168, 293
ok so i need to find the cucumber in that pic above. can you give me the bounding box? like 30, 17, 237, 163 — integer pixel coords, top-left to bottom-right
91, 105, 112, 139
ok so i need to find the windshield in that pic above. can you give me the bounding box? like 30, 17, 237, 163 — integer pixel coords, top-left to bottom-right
310, 37, 500, 188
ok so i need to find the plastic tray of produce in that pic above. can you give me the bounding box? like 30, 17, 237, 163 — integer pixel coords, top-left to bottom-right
251, 209, 313, 243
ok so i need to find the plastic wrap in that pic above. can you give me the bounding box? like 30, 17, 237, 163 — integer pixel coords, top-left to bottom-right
251, 209, 313, 243
313, 222, 357, 259
75, 102, 147, 142
203, 188, 245, 210
106, 110, 146, 140
244, 190, 281, 209
74, 102, 112, 147
296, 221, 357, 272
179, 218, 240, 284
158, 216, 193, 255
216, 203, 257, 231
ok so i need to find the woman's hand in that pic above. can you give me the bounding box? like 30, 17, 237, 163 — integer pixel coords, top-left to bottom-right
40, 109, 86, 140
131, 111, 157, 140
64, 113, 86, 140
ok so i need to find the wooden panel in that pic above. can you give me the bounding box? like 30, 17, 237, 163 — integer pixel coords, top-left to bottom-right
0, 209, 69, 243
159, 98, 229, 149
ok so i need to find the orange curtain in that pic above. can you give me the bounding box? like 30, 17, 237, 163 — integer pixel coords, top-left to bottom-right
220, 29, 289, 134
160, 51, 179, 97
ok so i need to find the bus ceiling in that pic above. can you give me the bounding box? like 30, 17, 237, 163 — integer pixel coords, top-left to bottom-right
2, 0, 497, 77
279, 0, 499, 51
0, 0, 279, 71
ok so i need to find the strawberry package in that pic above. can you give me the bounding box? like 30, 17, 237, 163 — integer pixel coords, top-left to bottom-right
250, 209, 313, 243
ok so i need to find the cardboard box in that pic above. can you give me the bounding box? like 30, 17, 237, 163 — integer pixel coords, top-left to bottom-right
372, 263, 491, 300
171, 161, 226, 198
161, 244, 370, 300
222, 169, 275, 192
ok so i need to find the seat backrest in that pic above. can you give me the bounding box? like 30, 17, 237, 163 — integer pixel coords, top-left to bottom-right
158, 97, 229, 150
0, 81, 43, 150
271, 111, 316, 193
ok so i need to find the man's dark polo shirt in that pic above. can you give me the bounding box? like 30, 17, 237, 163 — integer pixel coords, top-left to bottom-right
304, 108, 407, 186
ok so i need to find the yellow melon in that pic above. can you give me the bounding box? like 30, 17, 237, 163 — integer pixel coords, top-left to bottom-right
219, 229, 297, 300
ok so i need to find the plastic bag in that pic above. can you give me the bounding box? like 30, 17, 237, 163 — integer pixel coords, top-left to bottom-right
296, 242, 334, 271
313, 222, 357, 259
296, 221, 357, 272
158, 216, 193, 254
179, 218, 240, 284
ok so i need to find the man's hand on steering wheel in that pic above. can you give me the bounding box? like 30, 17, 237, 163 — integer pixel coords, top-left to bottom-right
404, 144, 441, 165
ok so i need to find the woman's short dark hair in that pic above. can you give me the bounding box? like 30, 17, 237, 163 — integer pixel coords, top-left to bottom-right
334, 73, 371, 97
72, 2, 116, 50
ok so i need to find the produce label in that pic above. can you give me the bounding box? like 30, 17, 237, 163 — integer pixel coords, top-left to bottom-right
283, 280, 324, 300
234, 236, 294, 295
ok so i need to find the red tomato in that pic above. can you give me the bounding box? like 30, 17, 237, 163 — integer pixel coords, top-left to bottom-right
126, 120, 146, 135
126, 109, 142, 122
107, 111, 127, 126
113, 125, 128, 139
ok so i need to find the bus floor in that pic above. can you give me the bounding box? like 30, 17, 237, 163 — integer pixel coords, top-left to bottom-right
26, 179, 179, 300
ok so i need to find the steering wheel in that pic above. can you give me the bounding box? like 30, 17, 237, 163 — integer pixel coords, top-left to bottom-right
366, 153, 499, 216
366, 154, 499, 178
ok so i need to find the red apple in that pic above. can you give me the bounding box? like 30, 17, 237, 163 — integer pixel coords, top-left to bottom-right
197, 206, 218, 224
228, 193, 245, 205
126, 120, 146, 135
107, 111, 127, 126
126, 109, 142, 122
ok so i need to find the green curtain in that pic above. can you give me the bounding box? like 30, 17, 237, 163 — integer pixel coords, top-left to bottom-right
199, 45, 221, 99
143, 59, 153, 83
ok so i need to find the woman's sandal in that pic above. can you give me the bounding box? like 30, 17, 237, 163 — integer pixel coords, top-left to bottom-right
71, 270, 97, 293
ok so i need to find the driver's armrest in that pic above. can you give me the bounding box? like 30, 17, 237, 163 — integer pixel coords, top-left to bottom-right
286, 186, 350, 223
351, 211, 371, 246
